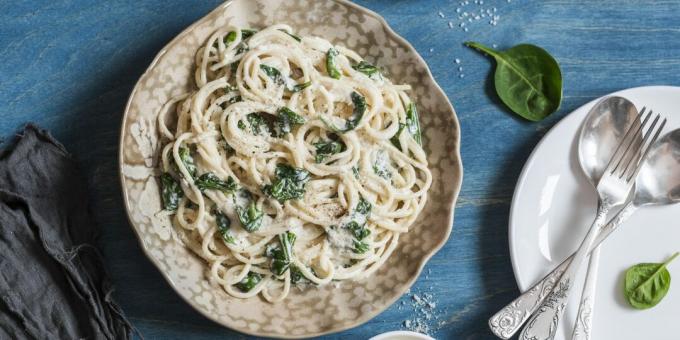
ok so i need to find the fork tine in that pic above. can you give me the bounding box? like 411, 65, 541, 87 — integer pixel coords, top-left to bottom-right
604, 107, 649, 175
619, 113, 660, 178
626, 117, 667, 182
614, 110, 653, 176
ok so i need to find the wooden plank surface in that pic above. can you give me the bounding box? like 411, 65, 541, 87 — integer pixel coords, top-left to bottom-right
1, 0, 679, 338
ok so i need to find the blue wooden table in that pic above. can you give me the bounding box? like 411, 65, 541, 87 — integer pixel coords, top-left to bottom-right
2, 1, 680, 339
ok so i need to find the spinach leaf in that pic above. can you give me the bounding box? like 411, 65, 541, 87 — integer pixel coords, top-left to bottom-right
355, 197, 372, 215
372, 150, 392, 179
241, 29, 257, 40
405, 102, 422, 145
624, 252, 678, 309
352, 60, 379, 77
266, 231, 296, 276
236, 201, 263, 232
262, 164, 311, 202
235, 271, 262, 292
353, 240, 370, 254
245, 112, 270, 135
390, 123, 406, 150
320, 91, 366, 133
290, 265, 307, 284
290, 81, 311, 93
260, 64, 285, 85
326, 48, 341, 79
352, 166, 360, 179
160, 173, 183, 211
178, 146, 197, 179
277, 107, 306, 135
224, 31, 237, 45
314, 139, 345, 163
212, 207, 235, 244
465, 42, 562, 122
195, 172, 237, 193
279, 29, 301, 42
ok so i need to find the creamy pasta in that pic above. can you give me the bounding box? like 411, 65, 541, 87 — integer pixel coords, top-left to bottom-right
156, 24, 432, 302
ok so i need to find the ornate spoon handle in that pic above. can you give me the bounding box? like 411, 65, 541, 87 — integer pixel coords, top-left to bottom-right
571, 247, 600, 340
518, 204, 610, 340
488, 203, 636, 339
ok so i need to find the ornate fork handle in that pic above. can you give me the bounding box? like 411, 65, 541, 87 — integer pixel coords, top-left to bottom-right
489, 203, 636, 339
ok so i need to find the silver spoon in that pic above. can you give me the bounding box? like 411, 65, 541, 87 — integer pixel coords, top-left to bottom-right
488, 99, 661, 339
571, 97, 639, 340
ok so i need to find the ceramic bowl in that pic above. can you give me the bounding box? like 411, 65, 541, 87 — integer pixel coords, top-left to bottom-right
118, 0, 462, 337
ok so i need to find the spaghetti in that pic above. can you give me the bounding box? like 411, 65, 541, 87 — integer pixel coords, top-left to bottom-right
156, 24, 432, 302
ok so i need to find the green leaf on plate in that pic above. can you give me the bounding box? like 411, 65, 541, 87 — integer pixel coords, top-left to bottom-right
624, 252, 678, 309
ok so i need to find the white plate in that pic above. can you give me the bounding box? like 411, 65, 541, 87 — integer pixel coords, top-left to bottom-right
510, 86, 680, 340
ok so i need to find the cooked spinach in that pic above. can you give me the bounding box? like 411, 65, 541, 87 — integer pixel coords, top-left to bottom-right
352, 166, 360, 179
321, 91, 366, 133
277, 107, 306, 135
314, 139, 345, 163
246, 112, 270, 135
353, 240, 370, 254
372, 150, 392, 180
326, 48, 342, 79
241, 29, 257, 40
235, 271, 262, 292
195, 172, 237, 193
465, 42, 562, 121
624, 252, 678, 309
290, 265, 306, 284
352, 60, 379, 77
279, 29, 301, 42
390, 102, 422, 150
178, 146, 197, 179
262, 164, 311, 202
355, 197, 372, 215
237, 201, 264, 232
290, 81, 311, 93
212, 207, 235, 244
266, 231, 297, 276
260, 64, 285, 85
160, 173, 183, 211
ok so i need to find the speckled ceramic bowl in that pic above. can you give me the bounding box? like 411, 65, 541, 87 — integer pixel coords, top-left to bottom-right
118, 0, 462, 338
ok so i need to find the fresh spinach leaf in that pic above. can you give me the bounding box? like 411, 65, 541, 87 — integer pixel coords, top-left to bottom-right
313, 139, 345, 163
178, 146, 197, 179
212, 207, 235, 244
160, 173, 183, 211
326, 48, 342, 79
352, 60, 379, 77
464, 42, 562, 121
195, 172, 237, 193
320, 91, 366, 133
236, 201, 264, 232
260, 64, 285, 85
277, 107, 306, 135
624, 252, 678, 309
262, 164, 311, 202
266, 231, 297, 276
235, 271, 261, 292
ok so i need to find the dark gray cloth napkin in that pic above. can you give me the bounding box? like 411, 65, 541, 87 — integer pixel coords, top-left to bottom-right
0, 125, 132, 339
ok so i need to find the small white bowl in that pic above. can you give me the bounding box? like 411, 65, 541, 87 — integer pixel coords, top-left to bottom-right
370, 331, 435, 340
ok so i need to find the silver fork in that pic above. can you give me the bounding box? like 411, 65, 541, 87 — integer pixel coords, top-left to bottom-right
518, 109, 666, 340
